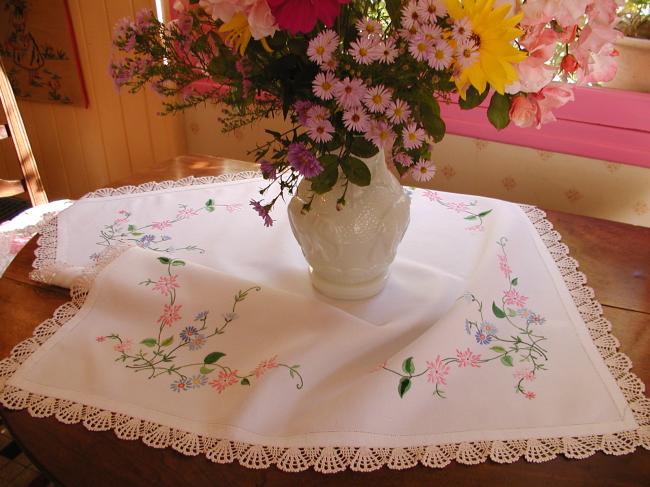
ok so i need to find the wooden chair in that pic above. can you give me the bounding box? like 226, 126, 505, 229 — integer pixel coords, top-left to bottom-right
0, 58, 47, 206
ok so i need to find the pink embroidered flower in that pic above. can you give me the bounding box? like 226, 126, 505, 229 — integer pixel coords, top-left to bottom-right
498, 254, 512, 278
514, 369, 536, 382
226, 204, 242, 213
152, 275, 180, 296
456, 348, 481, 368
503, 288, 528, 308
114, 339, 132, 352
268, 0, 349, 34
151, 220, 172, 230
210, 369, 239, 393
96, 336, 106, 342
370, 359, 388, 372
524, 391, 536, 400
467, 224, 485, 232
426, 356, 450, 385
422, 190, 442, 202
446, 202, 469, 213
158, 304, 182, 327
177, 207, 199, 219
252, 355, 279, 378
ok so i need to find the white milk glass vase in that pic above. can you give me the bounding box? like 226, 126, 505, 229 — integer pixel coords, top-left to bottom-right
287, 149, 410, 300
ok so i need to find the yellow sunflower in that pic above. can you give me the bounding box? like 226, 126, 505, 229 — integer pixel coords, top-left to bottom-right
445, 0, 527, 97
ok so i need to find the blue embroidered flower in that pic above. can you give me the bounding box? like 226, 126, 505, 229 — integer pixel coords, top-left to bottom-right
170, 378, 191, 393
517, 308, 531, 318
194, 311, 209, 321
475, 329, 493, 345
161, 235, 172, 241
480, 322, 498, 336
180, 326, 199, 342
188, 333, 206, 351
527, 313, 546, 326
188, 374, 208, 389
137, 234, 156, 248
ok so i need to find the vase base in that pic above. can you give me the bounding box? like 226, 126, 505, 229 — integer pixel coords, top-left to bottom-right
309, 269, 388, 300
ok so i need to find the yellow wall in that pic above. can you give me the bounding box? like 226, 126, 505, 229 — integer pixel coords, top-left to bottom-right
183, 104, 650, 228
0, 0, 186, 200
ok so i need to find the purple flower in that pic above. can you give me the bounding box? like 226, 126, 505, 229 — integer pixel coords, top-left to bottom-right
180, 326, 199, 342
250, 200, 274, 227
293, 100, 314, 125
194, 311, 209, 321
527, 313, 546, 326
260, 159, 277, 179
188, 334, 206, 351
170, 378, 191, 393
475, 330, 493, 345
137, 234, 156, 248
287, 143, 323, 178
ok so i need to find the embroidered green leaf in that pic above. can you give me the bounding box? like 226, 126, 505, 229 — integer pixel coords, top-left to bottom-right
492, 302, 507, 319
500, 355, 514, 367
158, 257, 172, 265
478, 210, 493, 218
140, 338, 157, 347
402, 357, 415, 375
161, 336, 174, 347
131, 232, 144, 236
511, 277, 518, 286
171, 259, 186, 266
398, 377, 412, 398
127, 224, 137, 232
240, 378, 250, 386
490, 346, 507, 354
464, 215, 478, 220
507, 308, 517, 317
204, 352, 226, 364
199, 366, 214, 375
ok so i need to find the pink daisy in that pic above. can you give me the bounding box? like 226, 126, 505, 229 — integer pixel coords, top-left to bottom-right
349, 37, 380, 65
364, 120, 395, 149
363, 84, 392, 113
409, 33, 433, 62
334, 77, 367, 109
401, 0, 421, 29
451, 17, 472, 44
428, 40, 453, 70
252, 355, 279, 378
514, 369, 536, 382
410, 158, 436, 182
455, 39, 480, 70
158, 304, 182, 327
176, 207, 199, 219
342, 106, 369, 133
209, 370, 239, 394
417, 0, 447, 24
152, 274, 180, 296
394, 152, 414, 168
151, 220, 172, 231
307, 118, 335, 143
96, 336, 106, 342
402, 122, 426, 149
355, 17, 382, 37
503, 288, 528, 308
524, 391, 536, 400
114, 339, 133, 353
378, 37, 398, 64
421, 23, 443, 42
386, 99, 411, 124
307, 29, 339, 64
312, 71, 338, 100
306, 104, 330, 122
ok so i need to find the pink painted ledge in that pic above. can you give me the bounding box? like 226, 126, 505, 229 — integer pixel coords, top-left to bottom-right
440, 87, 650, 169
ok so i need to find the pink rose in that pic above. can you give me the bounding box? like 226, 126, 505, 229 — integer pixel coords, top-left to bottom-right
247, 0, 277, 39
509, 95, 539, 129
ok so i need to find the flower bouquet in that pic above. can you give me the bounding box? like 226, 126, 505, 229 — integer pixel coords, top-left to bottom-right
110, 0, 620, 298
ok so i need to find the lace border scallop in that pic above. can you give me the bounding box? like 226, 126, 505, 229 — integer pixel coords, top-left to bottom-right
2, 177, 648, 474
29, 172, 262, 284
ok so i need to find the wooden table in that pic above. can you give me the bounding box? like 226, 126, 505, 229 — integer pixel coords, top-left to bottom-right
1, 156, 649, 487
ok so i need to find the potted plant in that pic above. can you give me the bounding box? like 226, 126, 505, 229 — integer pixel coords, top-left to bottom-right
607, 0, 650, 91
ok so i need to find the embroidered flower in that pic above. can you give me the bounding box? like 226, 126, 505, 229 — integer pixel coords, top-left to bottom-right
151, 220, 172, 230
475, 329, 493, 345
188, 334, 206, 351
526, 313, 546, 326
176, 207, 199, 219
481, 322, 498, 336
456, 348, 481, 368
370, 359, 388, 372
188, 374, 208, 389
223, 312, 238, 322
137, 234, 156, 248
514, 369, 536, 382
524, 391, 536, 400
210, 370, 239, 393
152, 275, 180, 296
114, 339, 133, 353
194, 310, 209, 321
517, 308, 531, 318
446, 201, 469, 213
498, 254, 511, 278
179, 325, 199, 342
225, 204, 242, 213
170, 378, 191, 393
426, 356, 450, 385
422, 190, 442, 202
252, 355, 279, 378
503, 288, 528, 308
158, 304, 182, 327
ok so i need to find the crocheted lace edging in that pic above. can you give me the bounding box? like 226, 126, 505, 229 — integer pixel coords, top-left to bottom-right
3, 179, 649, 473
